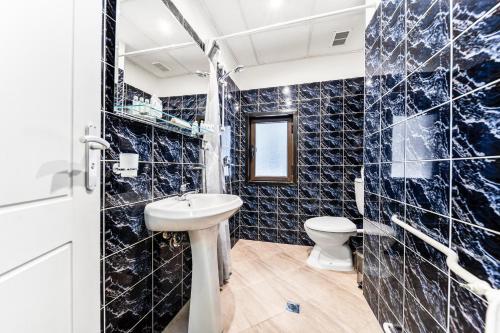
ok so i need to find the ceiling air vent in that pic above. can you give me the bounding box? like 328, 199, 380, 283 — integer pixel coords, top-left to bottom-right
331, 31, 349, 46
152, 62, 171, 72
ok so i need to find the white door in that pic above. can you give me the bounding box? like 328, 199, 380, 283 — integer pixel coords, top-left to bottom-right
0, 0, 102, 332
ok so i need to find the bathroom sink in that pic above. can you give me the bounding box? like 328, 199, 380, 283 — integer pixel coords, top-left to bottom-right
144, 193, 242, 333
145, 193, 242, 231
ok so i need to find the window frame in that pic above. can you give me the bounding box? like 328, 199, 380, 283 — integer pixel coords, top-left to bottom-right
246, 111, 298, 185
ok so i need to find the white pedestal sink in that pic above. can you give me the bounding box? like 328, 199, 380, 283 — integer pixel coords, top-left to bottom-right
145, 194, 242, 333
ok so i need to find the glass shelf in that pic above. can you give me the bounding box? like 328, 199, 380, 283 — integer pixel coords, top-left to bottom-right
113, 103, 214, 138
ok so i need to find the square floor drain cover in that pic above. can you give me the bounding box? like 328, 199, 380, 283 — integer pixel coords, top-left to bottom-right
285, 301, 300, 314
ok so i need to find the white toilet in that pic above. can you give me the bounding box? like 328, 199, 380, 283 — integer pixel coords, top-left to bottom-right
305, 176, 364, 271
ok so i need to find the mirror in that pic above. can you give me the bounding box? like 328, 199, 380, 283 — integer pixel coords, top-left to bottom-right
114, 0, 209, 131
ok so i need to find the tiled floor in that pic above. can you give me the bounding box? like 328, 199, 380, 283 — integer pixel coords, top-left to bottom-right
222, 240, 381, 333
166, 240, 381, 333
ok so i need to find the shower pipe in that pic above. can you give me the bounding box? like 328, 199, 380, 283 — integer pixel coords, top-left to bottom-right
390, 215, 499, 333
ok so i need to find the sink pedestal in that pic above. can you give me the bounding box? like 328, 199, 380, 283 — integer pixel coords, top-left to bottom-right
188, 224, 222, 333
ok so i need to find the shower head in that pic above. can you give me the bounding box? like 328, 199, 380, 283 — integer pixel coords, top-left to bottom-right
195, 70, 210, 78
218, 65, 245, 82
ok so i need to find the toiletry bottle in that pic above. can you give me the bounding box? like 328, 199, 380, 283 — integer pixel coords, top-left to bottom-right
131, 95, 139, 115
199, 120, 205, 133
139, 97, 145, 115
191, 121, 199, 135
144, 99, 150, 116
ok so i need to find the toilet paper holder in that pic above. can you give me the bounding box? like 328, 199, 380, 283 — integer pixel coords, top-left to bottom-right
113, 153, 139, 177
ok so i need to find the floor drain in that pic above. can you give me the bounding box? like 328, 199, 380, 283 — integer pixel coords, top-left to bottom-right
285, 301, 300, 314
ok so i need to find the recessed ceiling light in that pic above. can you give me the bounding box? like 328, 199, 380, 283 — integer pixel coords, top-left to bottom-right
270, 0, 283, 9
158, 20, 170, 35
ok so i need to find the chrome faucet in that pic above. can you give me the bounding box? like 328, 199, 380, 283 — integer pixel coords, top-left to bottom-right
178, 183, 198, 202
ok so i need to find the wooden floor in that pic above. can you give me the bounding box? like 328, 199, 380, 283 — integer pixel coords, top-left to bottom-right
220, 240, 381, 333
166, 240, 381, 333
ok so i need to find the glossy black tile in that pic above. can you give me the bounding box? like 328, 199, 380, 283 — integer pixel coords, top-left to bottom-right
259, 212, 278, 228
259, 228, 278, 242
405, 160, 450, 215
240, 89, 258, 105
153, 254, 182, 304
449, 278, 487, 333
407, 46, 451, 116
277, 230, 298, 244
405, 249, 449, 327
452, 7, 500, 97
451, 220, 500, 288
345, 77, 365, 95
105, 238, 152, 303
105, 113, 152, 162
182, 137, 201, 164
406, 104, 450, 161
153, 129, 182, 163
321, 80, 343, 98
452, 82, 500, 158
403, 291, 445, 333
153, 163, 181, 198
381, 162, 405, 202
153, 284, 182, 331
405, 205, 449, 270
299, 99, 320, 116
299, 82, 321, 100
451, 158, 499, 231
104, 202, 150, 256
105, 162, 152, 208
407, 0, 450, 74
321, 149, 343, 165
276, 212, 298, 230
105, 276, 152, 333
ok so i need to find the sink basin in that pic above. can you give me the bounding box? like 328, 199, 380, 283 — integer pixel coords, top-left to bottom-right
144, 193, 242, 333
145, 193, 242, 232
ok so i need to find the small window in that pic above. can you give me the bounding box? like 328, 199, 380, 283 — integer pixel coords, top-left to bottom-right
247, 112, 297, 184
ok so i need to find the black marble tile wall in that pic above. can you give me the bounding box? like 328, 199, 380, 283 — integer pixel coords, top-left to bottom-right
363, 1, 499, 332
236, 78, 365, 246
100, 1, 208, 331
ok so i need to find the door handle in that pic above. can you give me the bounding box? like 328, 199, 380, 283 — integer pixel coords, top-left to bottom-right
82, 125, 109, 191
81, 136, 110, 150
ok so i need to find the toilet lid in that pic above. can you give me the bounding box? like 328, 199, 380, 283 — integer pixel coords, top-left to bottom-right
305, 216, 357, 232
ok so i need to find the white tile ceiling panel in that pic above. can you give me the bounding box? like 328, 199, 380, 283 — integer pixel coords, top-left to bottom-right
127, 51, 190, 78
238, 0, 315, 28
198, 0, 367, 67
119, 0, 191, 49
201, 0, 248, 34
250, 25, 311, 64
168, 46, 210, 73
313, 0, 366, 13
222, 37, 260, 66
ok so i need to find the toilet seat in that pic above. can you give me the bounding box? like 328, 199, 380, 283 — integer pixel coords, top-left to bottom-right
305, 216, 357, 232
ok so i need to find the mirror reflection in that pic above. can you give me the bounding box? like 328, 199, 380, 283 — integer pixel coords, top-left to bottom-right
114, 0, 209, 132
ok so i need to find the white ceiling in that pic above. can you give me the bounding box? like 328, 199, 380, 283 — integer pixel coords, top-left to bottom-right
118, 0, 366, 78
196, 0, 366, 67
117, 0, 209, 78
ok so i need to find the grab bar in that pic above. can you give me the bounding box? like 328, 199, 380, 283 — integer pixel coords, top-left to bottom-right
391, 215, 499, 333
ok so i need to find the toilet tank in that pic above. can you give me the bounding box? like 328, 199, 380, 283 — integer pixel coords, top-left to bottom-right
354, 177, 364, 216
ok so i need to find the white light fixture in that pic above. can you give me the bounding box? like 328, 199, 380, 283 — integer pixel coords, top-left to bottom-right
158, 20, 170, 35
269, 0, 283, 9
282, 86, 290, 95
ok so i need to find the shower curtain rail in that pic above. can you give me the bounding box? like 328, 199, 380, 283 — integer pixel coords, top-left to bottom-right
390, 215, 499, 333
213, 2, 377, 42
